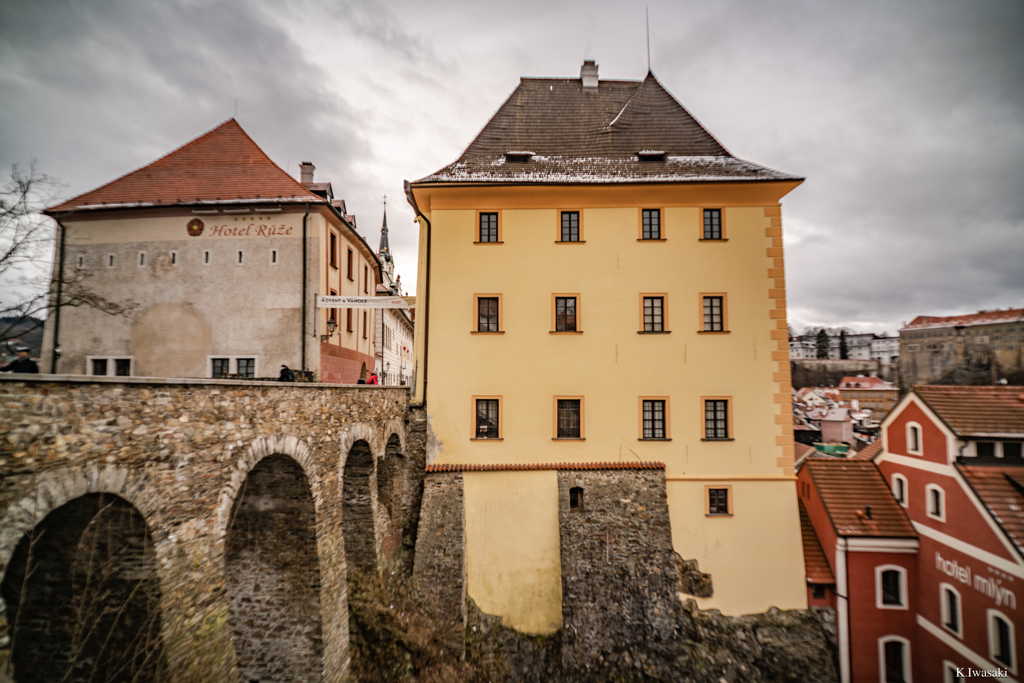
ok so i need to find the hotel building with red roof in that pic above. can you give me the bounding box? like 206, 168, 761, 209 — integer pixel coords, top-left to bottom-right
41, 119, 381, 383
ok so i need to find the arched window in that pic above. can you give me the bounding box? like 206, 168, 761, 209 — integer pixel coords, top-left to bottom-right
907, 422, 923, 455
876, 565, 908, 609
879, 636, 911, 682
988, 609, 1016, 673
892, 473, 908, 507
940, 583, 962, 637
926, 484, 946, 522
569, 486, 584, 511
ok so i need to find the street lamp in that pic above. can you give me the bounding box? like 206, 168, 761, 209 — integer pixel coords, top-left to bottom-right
321, 317, 337, 343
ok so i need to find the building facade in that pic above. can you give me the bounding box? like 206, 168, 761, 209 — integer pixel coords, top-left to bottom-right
406, 61, 807, 624
41, 120, 380, 383
839, 375, 899, 414
801, 385, 1024, 682
374, 208, 414, 386
900, 308, 1024, 385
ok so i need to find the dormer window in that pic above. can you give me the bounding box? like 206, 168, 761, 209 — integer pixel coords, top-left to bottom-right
505, 151, 534, 162
637, 150, 666, 161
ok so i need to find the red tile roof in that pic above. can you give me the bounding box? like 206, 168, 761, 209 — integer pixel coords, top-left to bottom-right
902, 308, 1024, 331
425, 461, 665, 472
799, 500, 835, 584
804, 459, 917, 538
958, 465, 1024, 560
915, 385, 1024, 439
47, 119, 322, 213
838, 376, 897, 391
851, 440, 883, 461
794, 442, 817, 466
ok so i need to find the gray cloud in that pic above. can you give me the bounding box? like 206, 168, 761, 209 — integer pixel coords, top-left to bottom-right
1, 0, 1021, 329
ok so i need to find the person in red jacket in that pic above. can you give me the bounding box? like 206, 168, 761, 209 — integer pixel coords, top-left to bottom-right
367, 371, 379, 385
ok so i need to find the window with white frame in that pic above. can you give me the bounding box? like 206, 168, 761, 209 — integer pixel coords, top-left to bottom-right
203, 249, 211, 265
170, 250, 178, 266
137, 251, 146, 267
926, 484, 946, 522
879, 636, 911, 683
940, 583, 962, 637
270, 248, 279, 265
76, 254, 85, 269
876, 565, 908, 609
208, 356, 257, 379
907, 422, 922, 454
944, 661, 966, 682
88, 357, 133, 377
892, 473, 908, 507
106, 253, 116, 268
988, 609, 1016, 672
236, 250, 244, 265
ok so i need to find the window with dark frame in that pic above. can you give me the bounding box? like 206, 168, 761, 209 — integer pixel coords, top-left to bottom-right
642, 209, 661, 239
478, 297, 499, 332
479, 212, 499, 242
703, 296, 724, 331
475, 399, 499, 439
91, 358, 108, 376
944, 588, 959, 632
643, 297, 664, 332
212, 358, 230, 378
555, 297, 577, 332
643, 400, 666, 438
703, 209, 722, 239
909, 425, 920, 451
977, 441, 996, 458
994, 615, 1013, 667
812, 585, 826, 599
708, 488, 729, 515
328, 290, 337, 325
561, 211, 580, 242
704, 400, 728, 439
114, 359, 131, 377
237, 358, 255, 379
347, 308, 353, 332
363, 311, 368, 339
557, 399, 581, 438
347, 248, 353, 280
881, 570, 902, 606
330, 232, 337, 267
894, 477, 905, 504
1006, 442, 1023, 458
569, 487, 584, 510
931, 488, 943, 517
883, 640, 906, 683
364, 265, 369, 293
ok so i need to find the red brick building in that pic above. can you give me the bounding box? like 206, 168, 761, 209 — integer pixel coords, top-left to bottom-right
800, 385, 1024, 682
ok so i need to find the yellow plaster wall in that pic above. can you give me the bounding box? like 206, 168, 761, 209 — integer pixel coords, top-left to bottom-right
668, 479, 806, 614
463, 471, 563, 634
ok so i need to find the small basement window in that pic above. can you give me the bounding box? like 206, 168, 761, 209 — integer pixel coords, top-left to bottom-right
505, 150, 534, 162
637, 150, 666, 161
569, 487, 584, 511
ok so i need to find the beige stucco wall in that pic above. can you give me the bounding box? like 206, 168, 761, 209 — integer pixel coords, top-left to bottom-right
410, 182, 806, 617
463, 470, 563, 634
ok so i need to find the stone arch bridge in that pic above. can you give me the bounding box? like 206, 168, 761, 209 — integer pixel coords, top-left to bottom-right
0, 376, 424, 683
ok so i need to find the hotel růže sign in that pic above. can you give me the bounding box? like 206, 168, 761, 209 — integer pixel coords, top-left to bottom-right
186, 217, 295, 238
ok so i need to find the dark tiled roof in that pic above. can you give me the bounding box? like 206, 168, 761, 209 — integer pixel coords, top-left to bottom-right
958, 465, 1024, 560
851, 440, 883, 461
915, 386, 1024, 439
47, 119, 322, 213
414, 72, 801, 185
799, 500, 835, 584
805, 459, 917, 538
425, 461, 664, 472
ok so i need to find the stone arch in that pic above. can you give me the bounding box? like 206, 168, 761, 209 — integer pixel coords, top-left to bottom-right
343, 439, 377, 575
215, 434, 322, 542
338, 422, 379, 469
224, 453, 324, 683
1, 490, 165, 682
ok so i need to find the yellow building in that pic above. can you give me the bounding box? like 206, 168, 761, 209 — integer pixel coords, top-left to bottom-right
406, 61, 807, 626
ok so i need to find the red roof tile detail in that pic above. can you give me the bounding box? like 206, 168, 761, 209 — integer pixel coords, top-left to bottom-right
799, 500, 835, 584
805, 459, 917, 538
838, 376, 896, 390
958, 465, 1024, 560
915, 385, 1024, 438
902, 308, 1024, 331
47, 119, 322, 213
425, 461, 665, 472
794, 442, 817, 466
851, 440, 883, 461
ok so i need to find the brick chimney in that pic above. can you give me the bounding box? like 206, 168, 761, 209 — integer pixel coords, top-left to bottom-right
300, 161, 315, 184
581, 60, 599, 90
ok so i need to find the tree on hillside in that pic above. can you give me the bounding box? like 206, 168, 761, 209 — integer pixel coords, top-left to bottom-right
0, 163, 135, 348
839, 330, 849, 359
816, 329, 829, 359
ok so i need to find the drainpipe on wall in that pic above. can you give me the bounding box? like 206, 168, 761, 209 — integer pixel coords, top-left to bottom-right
835, 538, 850, 683
403, 181, 430, 407
51, 215, 69, 373
301, 203, 310, 375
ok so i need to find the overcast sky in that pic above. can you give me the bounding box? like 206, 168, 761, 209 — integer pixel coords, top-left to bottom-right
2, 0, 1021, 335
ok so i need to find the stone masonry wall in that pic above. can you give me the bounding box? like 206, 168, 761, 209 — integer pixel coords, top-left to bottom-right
0, 376, 411, 683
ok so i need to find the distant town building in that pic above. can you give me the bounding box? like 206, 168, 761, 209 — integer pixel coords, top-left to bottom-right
838, 375, 898, 414
870, 335, 900, 367
900, 307, 1024, 385
41, 120, 380, 382
374, 206, 414, 386
790, 331, 899, 366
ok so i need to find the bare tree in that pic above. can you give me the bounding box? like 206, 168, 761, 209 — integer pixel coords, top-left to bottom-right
0, 163, 135, 346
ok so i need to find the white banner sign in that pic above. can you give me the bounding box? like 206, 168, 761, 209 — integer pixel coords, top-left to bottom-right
317, 295, 410, 309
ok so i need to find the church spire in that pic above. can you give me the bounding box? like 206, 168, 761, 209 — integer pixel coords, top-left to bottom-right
379, 195, 391, 263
